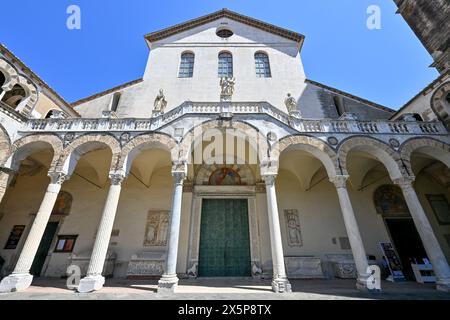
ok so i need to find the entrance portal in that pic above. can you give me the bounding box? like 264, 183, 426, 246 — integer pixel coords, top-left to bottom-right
385, 218, 428, 280
198, 199, 251, 277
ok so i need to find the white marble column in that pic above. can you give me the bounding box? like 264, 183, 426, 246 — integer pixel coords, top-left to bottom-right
394, 177, 450, 292
331, 175, 371, 290
0, 172, 67, 293
77, 173, 126, 293
262, 174, 292, 293
157, 171, 186, 294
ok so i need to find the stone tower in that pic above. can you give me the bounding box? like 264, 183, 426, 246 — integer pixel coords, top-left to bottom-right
394, 0, 450, 73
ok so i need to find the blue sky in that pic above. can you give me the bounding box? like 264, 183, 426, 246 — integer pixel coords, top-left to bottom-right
0, 0, 439, 110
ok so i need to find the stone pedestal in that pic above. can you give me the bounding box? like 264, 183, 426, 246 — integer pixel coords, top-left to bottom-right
0, 273, 33, 293
77, 275, 105, 293
157, 274, 179, 295
126, 252, 165, 279
284, 256, 325, 279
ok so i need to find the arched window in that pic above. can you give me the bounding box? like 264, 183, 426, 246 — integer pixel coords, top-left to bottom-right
45, 110, 57, 119
178, 52, 195, 78
254, 52, 271, 78
218, 52, 233, 78
110, 92, 121, 112
0, 71, 5, 89
1, 84, 26, 109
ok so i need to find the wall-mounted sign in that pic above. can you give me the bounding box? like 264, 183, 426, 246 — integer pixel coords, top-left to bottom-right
379, 242, 406, 281
4, 225, 26, 250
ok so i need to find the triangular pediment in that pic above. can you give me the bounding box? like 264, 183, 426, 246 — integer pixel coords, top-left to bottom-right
144, 8, 304, 45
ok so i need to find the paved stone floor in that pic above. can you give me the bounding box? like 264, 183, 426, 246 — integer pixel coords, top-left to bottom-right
0, 278, 449, 300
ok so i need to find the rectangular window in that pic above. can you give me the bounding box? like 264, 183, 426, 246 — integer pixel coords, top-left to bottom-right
255, 53, 271, 78
426, 194, 450, 225
54, 235, 78, 253
218, 53, 233, 77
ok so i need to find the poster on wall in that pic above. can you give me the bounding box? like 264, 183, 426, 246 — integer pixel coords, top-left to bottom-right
4, 225, 26, 250
379, 242, 406, 281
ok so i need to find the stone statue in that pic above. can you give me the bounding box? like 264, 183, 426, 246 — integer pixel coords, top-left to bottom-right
220, 77, 236, 100
284, 93, 297, 114
284, 209, 302, 247
153, 89, 167, 113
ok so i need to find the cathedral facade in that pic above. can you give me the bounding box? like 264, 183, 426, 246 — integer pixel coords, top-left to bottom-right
0, 9, 450, 294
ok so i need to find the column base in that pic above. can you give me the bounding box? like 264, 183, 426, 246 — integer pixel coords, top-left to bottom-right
0, 273, 33, 293
272, 278, 292, 293
436, 280, 450, 292
157, 274, 179, 294
77, 275, 105, 293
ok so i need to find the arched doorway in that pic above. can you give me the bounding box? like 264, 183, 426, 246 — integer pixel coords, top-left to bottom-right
374, 185, 427, 280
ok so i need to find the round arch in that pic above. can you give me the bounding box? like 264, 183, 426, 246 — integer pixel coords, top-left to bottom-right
430, 81, 450, 125
0, 58, 19, 91
118, 132, 177, 175
6, 134, 63, 171
338, 136, 405, 180
400, 137, 450, 175
56, 134, 121, 175
273, 135, 339, 179
179, 119, 269, 165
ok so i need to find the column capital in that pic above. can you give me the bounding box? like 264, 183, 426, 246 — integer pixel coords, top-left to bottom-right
172, 171, 186, 185
261, 174, 277, 186
109, 173, 126, 186
393, 176, 415, 190
48, 172, 68, 185
330, 175, 349, 189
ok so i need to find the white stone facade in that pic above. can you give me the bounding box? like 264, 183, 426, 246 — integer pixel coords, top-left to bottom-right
1, 9, 450, 294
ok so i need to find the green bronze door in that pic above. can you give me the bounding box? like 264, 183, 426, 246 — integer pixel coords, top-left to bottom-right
198, 199, 251, 277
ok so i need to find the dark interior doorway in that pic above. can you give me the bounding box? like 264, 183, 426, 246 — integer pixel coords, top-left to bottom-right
30, 222, 59, 276
385, 218, 428, 280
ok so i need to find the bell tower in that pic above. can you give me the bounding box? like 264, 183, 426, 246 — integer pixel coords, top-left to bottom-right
394, 0, 450, 73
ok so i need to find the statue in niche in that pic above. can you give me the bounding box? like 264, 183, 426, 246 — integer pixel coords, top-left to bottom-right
144, 211, 170, 246
284, 93, 298, 114
153, 89, 167, 114
284, 209, 302, 247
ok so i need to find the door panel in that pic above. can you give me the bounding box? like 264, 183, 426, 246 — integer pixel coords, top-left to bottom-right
30, 222, 59, 276
199, 199, 251, 277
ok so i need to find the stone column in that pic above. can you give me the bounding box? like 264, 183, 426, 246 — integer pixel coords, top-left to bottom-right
157, 171, 186, 294
331, 175, 371, 290
262, 174, 292, 293
394, 177, 450, 292
0, 90, 6, 101
0, 172, 67, 293
78, 173, 126, 293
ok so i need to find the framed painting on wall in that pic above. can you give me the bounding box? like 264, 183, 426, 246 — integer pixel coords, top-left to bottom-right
4, 225, 26, 250
426, 194, 450, 225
